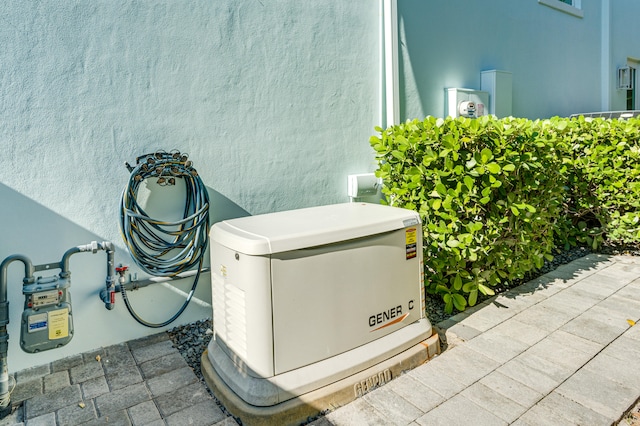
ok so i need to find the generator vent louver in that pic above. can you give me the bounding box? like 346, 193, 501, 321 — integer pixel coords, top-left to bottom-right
212, 273, 247, 359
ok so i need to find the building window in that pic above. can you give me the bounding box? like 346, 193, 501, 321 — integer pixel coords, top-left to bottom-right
554, 0, 582, 8
539, 0, 583, 18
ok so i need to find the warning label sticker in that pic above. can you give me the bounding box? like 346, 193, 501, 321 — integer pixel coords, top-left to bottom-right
405, 227, 417, 259
48, 308, 69, 340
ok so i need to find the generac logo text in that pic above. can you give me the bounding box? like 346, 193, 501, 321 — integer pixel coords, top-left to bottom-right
368, 300, 414, 331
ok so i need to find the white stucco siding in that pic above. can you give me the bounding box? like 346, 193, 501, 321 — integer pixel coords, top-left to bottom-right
1, 1, 380, 235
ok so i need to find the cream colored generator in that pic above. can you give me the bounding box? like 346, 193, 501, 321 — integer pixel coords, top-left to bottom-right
205, 203, 434, 410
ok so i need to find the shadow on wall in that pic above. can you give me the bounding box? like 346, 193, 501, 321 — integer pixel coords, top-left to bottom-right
396, 2, 505, 120
207, 186, 251, 224
0, 182, 250, 257
0, 182, 134, 372
0, 182, 249, 372
0, 183, 105, 261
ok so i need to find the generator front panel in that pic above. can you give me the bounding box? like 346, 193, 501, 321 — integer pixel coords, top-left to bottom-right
270, 226, 423, 375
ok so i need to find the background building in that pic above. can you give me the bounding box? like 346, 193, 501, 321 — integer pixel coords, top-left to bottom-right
396, 0, 640, 121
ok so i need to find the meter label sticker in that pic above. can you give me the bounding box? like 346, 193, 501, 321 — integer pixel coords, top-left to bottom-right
48, 308, 69, 340
405, 227, 417, 259
28, 313, 48, 333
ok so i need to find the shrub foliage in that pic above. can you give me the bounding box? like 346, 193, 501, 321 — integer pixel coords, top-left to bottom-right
559, 116, 640, 249
370, 115, 640, 313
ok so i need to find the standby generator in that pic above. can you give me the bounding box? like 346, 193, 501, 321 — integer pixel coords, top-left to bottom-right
201, 203, 439, 424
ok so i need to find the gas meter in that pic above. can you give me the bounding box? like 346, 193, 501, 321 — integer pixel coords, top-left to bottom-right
458, 100, 477, 118
446, 88, 489, 118
0, 240, 115, 421
21, 275, 73, 353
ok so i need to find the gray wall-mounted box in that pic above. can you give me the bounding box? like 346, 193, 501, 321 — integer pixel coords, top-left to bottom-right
481, 70, 513, 118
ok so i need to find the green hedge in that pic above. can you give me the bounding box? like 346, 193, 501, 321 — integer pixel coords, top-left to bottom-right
370, 115, 640, 313
559, 116, 640, 249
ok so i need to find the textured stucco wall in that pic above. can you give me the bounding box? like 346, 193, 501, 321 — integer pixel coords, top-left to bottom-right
397, 0, 604, 120
0, 1, 380, 371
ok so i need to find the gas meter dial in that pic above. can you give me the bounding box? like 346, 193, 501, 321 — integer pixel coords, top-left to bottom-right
458, 101, 477, 118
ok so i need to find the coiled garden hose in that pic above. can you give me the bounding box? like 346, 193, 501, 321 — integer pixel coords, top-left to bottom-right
119, 150, 210, 328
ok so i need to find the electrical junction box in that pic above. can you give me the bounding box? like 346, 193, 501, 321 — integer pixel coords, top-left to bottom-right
446, 88, 489, 118
347, 173, 381, 198
204, 203, 434, 410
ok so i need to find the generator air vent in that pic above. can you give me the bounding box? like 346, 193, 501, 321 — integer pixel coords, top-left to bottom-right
212, 273, 247, 358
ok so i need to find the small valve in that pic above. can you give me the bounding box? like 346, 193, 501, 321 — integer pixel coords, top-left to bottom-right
115, 265, 129, 284
101, 265, 126, 311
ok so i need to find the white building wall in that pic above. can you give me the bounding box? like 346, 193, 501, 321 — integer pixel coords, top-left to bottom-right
0, 1, 380, 371
397, 0, 604, 119
610, 0, 640, 110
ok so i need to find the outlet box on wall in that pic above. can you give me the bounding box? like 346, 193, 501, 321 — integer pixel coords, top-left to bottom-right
347, 173, 381, 198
